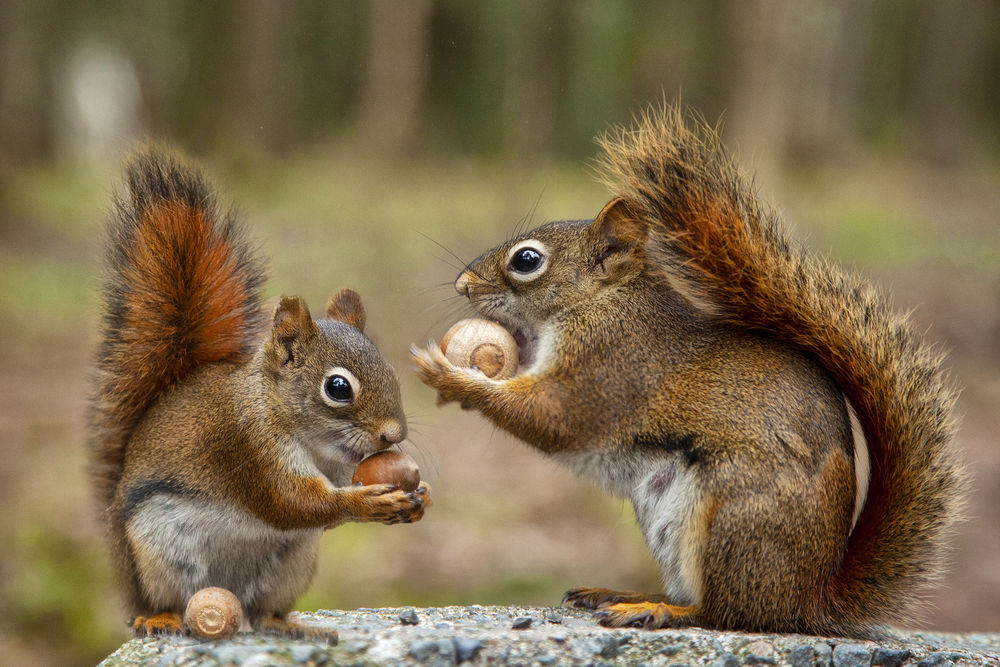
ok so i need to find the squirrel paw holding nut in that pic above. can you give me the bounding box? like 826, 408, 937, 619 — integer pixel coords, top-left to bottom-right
346, 482, 431, 526
410, 341, 491, 407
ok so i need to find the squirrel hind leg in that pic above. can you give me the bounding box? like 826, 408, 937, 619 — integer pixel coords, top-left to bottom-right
562, 587, 667, 610
593, 602, 699, 630
254, 614, 338, 644
131, 611, 186, 637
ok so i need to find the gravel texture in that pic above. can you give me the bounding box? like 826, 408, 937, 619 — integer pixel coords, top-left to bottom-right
98, 605, 1000, 666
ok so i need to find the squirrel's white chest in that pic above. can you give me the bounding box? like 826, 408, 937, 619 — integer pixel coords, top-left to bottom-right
126, 494, 321, 614
552, 450, 705, 606
630, 460, 704, 606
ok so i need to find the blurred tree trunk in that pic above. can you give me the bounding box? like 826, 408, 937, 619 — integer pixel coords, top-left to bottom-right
559, 0, 632, 156
355, 0, 432, 155
911, 0, 997, 163
230, 0, 292, 155
723, 0, 799, 176
500, 0, 558, 156
0, 0, 56, 165
785, 0, 871, 162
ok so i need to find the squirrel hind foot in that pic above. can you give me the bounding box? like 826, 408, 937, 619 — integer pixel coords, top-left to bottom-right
255, 615, 338, 644
593, 602, 698, 630
562, 586, 667, 610
132, 612, 186, 637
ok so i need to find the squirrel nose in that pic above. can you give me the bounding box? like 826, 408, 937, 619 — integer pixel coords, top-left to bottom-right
376, 420, 406, 447
455, 272, 470, 298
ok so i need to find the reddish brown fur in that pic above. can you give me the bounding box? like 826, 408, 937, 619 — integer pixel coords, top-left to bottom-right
597, 104, 968, 634
92, 150, 427, 637
116, 203, 255, 414
414, 104, 966, 638
90, 151, 266, 509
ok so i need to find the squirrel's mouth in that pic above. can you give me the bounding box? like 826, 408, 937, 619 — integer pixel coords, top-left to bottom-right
484, 315, 534, 370
333, 440, 369, 466
510, 327, 533, 367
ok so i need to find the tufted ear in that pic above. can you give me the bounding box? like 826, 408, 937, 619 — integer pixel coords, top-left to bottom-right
589, 197, 648, 279
266, 295, 318, 367
326, 288, 366, 331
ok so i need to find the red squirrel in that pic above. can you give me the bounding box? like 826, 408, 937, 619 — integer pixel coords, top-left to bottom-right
412, 106, 967, 636
90, 149, 430, 638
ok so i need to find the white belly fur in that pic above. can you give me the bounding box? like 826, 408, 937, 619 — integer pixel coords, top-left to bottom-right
630, 460, 703, 606
552, 450, 703, 606
127, 494, 322, 616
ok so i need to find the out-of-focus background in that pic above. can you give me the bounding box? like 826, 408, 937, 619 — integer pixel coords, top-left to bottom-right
1, 1, 998, 664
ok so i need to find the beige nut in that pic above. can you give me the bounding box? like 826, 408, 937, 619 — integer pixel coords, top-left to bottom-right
184, 586, 244, 640
353, 450, 421, 492
440, 319, 518, 379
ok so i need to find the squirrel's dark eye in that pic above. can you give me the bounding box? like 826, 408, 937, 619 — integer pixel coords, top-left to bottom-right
509, 247, 543, 274
323, 375, 353, 403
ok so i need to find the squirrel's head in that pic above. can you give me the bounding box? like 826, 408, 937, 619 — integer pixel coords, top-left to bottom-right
262, 289, 406, 466
454, 198, 648, 367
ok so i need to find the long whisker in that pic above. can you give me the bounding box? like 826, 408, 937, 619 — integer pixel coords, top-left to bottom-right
514, 187, 546, 238
418, 232, 493, 285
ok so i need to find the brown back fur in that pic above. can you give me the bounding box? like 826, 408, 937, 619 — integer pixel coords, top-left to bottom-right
596, 105, 968, 634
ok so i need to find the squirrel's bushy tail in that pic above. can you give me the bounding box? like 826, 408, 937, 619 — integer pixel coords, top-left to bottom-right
596, 105, 967, 635
90, 149, 266, 508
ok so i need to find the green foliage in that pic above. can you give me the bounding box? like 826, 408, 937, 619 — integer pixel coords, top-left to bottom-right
7, 524, 118, 665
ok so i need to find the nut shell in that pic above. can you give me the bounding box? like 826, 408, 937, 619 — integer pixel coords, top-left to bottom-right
352, 450, 420, 492
441, 319, 518, 379
184, 587, 244, 640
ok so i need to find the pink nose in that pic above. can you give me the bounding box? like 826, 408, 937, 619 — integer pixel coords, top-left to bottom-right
377, 420, 406, 447
455, 272, 471, 297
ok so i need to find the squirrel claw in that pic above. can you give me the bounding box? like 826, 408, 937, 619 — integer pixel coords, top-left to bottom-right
593, 602, 697, 630
132, 612, 186, 637
410, 341, 479, 406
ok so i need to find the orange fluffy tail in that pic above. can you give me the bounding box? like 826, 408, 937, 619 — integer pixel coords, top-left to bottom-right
597, 105, 967, 635
90, 149, 266, 508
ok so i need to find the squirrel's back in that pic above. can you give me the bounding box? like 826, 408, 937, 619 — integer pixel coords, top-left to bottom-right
90, 149, 267, 509
596, 105, 968, 634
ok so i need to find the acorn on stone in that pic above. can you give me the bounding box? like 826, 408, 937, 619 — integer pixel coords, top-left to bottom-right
352, 450, 421, 492
440, 318, 519, 379
184, 586, 244, 640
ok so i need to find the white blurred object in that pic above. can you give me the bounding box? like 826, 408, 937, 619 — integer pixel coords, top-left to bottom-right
57, 40, 142, 163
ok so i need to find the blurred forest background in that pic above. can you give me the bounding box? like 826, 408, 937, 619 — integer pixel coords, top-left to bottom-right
1, 1, 998, 664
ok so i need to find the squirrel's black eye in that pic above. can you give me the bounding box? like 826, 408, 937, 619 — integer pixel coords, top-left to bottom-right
509, 247, 543, 274
323, 375, 353, 403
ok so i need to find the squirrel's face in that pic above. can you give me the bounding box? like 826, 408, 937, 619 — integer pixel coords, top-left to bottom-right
263, 291, 406, 466
454, 200, 648, 367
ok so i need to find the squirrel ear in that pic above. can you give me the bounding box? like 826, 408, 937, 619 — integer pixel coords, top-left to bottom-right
590, 197, 647, 278
268, 295, 318, 367
326, 288, 366, 332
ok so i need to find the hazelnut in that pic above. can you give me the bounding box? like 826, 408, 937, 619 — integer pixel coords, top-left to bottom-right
184, 587, 244, 640
440, 318, 518, 379
352, 450, 420, 492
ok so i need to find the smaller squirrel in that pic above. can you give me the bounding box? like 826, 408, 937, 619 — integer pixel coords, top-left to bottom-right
90, 149, 430, 639
412, 106, 966, 637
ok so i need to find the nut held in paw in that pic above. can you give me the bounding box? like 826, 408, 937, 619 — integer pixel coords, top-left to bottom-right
441, 318, 518, 379
352, 450, 421, 492
184, 587, 244, 640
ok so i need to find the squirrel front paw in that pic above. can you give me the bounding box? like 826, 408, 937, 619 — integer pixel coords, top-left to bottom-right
410, 341, 487, 407
350, 482, 430, 525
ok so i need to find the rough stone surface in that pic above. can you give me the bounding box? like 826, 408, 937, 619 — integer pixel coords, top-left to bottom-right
98, 605, 1000, 666
398, 608, 420, 626
833, 642, 872, 667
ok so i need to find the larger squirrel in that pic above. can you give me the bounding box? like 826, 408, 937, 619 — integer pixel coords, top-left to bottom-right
412, 106, 966, 637
90, 149, 430, 638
